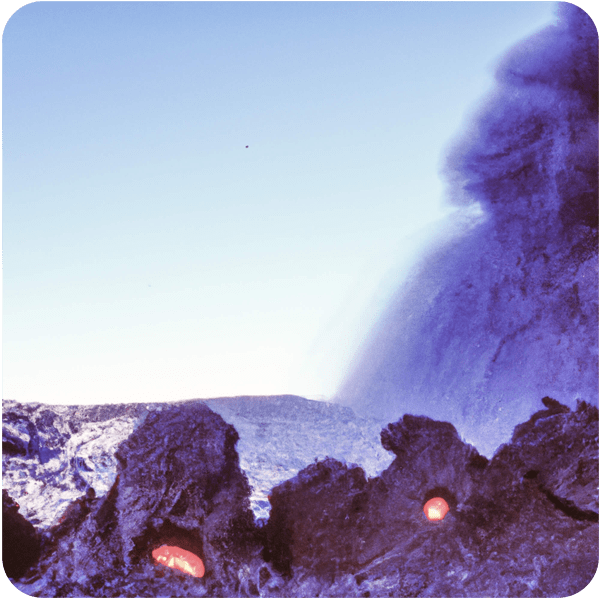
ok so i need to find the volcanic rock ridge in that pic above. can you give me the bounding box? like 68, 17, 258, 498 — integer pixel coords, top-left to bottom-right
2, 395, 599, 597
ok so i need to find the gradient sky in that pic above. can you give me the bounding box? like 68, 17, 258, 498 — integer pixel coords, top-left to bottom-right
2, 1, 560, 405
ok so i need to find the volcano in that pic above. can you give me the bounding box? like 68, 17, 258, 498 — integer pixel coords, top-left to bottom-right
2, 3, 598, 598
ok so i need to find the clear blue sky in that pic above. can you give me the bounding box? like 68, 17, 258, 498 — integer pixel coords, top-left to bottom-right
2, 1, 559, 405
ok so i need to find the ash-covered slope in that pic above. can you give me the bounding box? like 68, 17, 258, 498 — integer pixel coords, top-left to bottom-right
338, 3, 599, 457
203, 395, 393, 520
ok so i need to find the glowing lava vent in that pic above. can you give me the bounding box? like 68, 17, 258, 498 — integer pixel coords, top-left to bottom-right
152, 545, 205, 578
423, 497, 450, 521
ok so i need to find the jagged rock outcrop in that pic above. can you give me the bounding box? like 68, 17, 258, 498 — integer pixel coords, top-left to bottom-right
2, 490, 41, 580
10, 403, 268, 597
3, 396, 598, 596
2, 395, 390, 596
490, 396, 599, 516
263, 457, 370, 578
263, 399, 598, 597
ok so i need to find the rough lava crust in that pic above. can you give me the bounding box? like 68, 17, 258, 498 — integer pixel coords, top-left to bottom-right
2, 395, 598, 597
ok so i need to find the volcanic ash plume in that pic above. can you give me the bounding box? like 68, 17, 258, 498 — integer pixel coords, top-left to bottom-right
338, 3, 599, 457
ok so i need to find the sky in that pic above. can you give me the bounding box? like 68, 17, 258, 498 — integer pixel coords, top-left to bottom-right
1, 1, 564, 406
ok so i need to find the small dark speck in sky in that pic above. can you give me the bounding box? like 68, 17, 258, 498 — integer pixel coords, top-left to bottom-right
245, 145, 249, 148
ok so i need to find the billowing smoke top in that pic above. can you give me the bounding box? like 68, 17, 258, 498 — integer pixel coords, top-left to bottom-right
338, 3, 598, 457
445, 2, 598, 230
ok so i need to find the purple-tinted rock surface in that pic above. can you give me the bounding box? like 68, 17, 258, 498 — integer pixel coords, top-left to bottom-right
263, 399, 598, 598
2, 396, 598, 597
2, 396, 392, 529
6, 402, 268, 597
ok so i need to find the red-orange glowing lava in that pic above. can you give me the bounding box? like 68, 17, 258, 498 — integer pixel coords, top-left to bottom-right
423, 497, 449, 521
152, 545, 205, 578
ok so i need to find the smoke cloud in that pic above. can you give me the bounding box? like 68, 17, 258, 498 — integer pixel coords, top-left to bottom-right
338, 3, 599, 457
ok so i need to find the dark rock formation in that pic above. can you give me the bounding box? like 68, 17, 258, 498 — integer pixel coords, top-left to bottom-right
2, 490, 41, 579
2, 395, 387, 596
262, 399, 598, 597
492, 396, 599, 517
3, 396, 598, 596
10, 403, 270, 597
263, 457, 370, 578
338, 2, 599, 458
